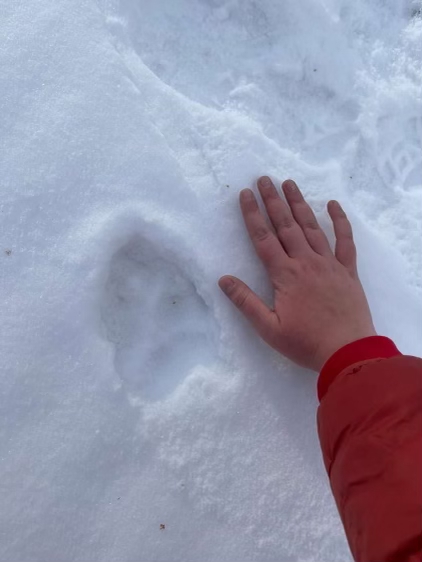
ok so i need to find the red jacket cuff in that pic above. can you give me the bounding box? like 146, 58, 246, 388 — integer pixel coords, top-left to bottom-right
317, 336, 402, 401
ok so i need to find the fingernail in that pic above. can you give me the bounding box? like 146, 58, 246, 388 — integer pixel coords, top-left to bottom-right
240, 188, 254, 200
259, 176, 271, 187
219, 276, 235, 294
283, 180, 297, 192
330, 200, 345, 215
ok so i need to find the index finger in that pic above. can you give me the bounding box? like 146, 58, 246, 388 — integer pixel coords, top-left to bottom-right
239, 189, 288, 275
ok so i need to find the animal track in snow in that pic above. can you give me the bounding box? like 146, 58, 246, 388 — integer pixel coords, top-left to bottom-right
377, 115, 422, 191
101, 234, 217, 402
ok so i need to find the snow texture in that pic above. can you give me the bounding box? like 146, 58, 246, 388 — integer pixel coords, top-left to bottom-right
0, 0, 421, 561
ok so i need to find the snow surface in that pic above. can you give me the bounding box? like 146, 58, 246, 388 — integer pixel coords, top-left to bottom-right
1, 0, 421, 561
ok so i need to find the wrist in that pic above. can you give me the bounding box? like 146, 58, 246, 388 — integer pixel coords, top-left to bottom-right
317, 336, 402, 401
315, 327, 378, 372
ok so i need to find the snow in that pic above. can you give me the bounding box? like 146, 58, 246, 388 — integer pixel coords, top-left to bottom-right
0, 0, 421, 560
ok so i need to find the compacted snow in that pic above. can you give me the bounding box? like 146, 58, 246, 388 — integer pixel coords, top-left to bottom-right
1, 1, 421, 561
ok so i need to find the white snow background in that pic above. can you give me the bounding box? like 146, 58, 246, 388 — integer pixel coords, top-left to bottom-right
1, 0, 421, 561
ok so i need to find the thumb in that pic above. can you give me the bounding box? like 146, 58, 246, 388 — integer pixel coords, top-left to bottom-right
218, 275, 277, 341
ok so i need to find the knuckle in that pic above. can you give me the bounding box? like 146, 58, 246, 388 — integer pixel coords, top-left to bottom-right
279, 260, 300, 279
342, 231, 354, 241
276, 218, 295, 234
345, 244, 357, 259
302, 218, 319, 230
295, 204, 319, 229
253, 226, 271, 242
303, 255, 327, 274
262, 187, 278, 200
289, 191, 303, 203
242, 196, 258, 212
233, 288, 249, 309
338, 215, 351, 229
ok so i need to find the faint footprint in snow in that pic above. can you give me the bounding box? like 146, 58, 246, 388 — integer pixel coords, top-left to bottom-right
377, 116, 422, 191
301, 100, 359, 162
101, 234, 217, 402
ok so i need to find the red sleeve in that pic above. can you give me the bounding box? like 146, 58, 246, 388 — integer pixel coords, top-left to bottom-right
317, 339, 422, 562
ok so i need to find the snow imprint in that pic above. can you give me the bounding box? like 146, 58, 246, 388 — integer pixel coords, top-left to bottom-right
101, 234, 217, 402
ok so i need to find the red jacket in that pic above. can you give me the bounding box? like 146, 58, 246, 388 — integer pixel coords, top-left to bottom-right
317, 336, 422, 562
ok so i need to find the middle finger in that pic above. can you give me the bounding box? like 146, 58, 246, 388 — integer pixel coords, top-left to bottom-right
257, 176, 311, 257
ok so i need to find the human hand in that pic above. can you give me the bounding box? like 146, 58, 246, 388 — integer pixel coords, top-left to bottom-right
219, 177, 377, 371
